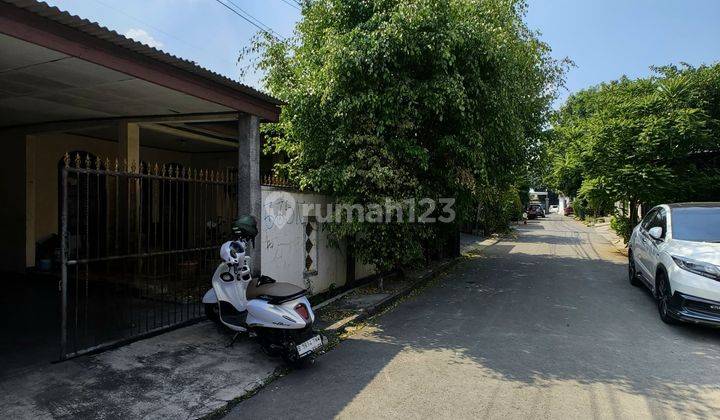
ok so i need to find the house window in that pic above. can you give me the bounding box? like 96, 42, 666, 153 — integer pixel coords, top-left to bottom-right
303, 217, 318, 276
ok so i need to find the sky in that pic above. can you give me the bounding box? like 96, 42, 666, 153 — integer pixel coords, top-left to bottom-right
525, 0, 720, 105
44, 0, 720, 107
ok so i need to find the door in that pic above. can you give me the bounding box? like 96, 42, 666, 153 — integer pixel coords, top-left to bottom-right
634, 209, 658, 279
640, 208, 667, 284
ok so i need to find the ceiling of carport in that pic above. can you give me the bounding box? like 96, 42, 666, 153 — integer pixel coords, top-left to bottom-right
66, 125, 237, 153
0, 33, 233, 127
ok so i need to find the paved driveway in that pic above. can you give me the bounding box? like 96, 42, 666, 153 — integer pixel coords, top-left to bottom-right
226, 215, 720, 419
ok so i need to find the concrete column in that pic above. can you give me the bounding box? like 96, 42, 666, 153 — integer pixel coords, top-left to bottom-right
118, 121, 140, 168
25, 135, 36, 268
238, 114, 262, 276
118, 121, 140, 251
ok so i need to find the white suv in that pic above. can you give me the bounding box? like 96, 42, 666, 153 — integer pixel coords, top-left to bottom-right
628, 203, 720, 326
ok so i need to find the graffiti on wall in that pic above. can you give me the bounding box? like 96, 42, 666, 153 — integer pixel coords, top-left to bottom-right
263, 190, 300, 231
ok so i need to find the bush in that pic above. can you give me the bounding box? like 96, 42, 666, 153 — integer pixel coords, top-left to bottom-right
579, 179, 613, 216
610, 214, 633, 243
478, 186, 523, 234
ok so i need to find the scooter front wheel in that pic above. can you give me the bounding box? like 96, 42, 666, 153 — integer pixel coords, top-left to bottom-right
204, 303, 220, 323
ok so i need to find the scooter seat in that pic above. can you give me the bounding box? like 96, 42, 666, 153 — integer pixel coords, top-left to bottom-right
246, 277, 306, 303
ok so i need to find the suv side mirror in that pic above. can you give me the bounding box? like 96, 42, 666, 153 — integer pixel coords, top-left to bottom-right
648, 226, 663, 240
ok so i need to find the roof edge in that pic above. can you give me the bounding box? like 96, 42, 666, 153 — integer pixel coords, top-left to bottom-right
0, 0, 282, 120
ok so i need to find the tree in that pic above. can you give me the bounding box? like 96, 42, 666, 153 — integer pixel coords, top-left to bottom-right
545, 63, 720, 240
254, 0, 564, 270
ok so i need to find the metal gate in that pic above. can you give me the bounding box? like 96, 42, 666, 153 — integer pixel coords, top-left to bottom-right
59, 152, 237, 359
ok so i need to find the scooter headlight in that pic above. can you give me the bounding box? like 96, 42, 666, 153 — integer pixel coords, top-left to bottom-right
672, 256, 720, 281
294, 303, 310, 320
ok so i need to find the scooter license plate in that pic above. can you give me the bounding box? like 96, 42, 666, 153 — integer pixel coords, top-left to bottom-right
296, 335, 322, 356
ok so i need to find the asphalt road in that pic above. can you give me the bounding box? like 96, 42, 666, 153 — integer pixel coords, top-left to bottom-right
226, 215, 720, 419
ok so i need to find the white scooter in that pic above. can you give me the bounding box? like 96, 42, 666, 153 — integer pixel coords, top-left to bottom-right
202, 216, 325, 367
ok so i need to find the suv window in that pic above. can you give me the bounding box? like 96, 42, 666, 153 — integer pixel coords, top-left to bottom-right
671, 207, 720, 242
647, 208, 667, 239
641, 209, 658, 230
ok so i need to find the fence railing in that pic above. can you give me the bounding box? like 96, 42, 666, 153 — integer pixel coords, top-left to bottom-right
59, 152, 238, 359
261, 173, 297, 188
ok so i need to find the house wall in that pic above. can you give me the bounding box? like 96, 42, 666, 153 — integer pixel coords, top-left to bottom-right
32, 133, 118, 251
0, 131, 27, 273
190, 152, 237, 174
260, 188, 346, 293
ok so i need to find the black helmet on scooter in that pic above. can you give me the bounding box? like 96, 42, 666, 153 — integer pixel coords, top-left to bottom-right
232, 215, 258, 239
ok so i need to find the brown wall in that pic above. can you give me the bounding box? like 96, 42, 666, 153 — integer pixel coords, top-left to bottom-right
32, 133, 119, 248
190, 152, 237, 172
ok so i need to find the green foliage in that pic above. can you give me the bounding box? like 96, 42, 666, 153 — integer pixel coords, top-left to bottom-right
545, 63, 720, 238
575, 178, 613, 218
253, 0, 563, 270
478, 185, 524, 234
610, 214, 633, 243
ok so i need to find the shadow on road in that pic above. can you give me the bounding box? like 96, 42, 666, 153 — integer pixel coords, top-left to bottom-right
229, 219, 720, 419
361, 251, 720, 418
508, 234, 584, 245
518, 221, 546, 230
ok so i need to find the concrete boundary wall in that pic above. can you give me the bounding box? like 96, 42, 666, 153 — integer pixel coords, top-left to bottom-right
260, 187, 376, 294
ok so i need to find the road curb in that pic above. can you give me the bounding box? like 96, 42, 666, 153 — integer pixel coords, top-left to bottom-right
322, 235, 503, 335
322, 258, 459, 334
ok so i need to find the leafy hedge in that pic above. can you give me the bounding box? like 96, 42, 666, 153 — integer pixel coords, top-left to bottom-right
253, 0, 563, 270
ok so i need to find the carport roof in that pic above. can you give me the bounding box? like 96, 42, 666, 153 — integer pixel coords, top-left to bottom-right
0, 0, 282, 123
